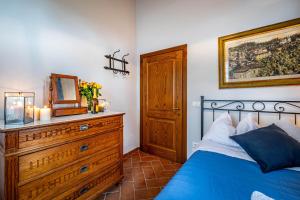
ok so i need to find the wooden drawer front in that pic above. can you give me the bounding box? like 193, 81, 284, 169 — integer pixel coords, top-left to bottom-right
18, 116, 122, 149
57, 164, 121, 200
18, 147, 120, 200
19, 130, 120, 182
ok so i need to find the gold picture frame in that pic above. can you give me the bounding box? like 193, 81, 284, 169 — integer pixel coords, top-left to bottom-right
219, 18, 300, 89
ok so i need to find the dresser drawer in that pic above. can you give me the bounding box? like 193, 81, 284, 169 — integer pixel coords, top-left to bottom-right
18, 146, 120, 200
19, 130, 120, 182
18, 116, 122, 149
56, 164, 122, 200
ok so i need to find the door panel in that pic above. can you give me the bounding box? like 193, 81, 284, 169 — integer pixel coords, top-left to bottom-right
147, 117, 176, 150
141, 45, 187, 163
147, 60, 176, 112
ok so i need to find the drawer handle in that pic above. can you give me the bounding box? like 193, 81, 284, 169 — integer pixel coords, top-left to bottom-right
80, 165, 89, 173
80, 124, 89, 131
80, 144, 89, 152
79, 186, 89, 196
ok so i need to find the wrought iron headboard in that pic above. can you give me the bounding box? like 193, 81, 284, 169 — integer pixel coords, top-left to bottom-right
200, 96, 300, 139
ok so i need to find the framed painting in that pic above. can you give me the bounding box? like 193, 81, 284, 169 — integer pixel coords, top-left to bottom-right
219, 18, 300, 88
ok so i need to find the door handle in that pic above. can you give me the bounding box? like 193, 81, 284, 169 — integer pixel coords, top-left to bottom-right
172, 108, 181, 110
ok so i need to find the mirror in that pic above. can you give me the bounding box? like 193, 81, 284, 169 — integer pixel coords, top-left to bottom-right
50, 73, 80, 104
50, 74, 87, 117
56, 78, 77, 101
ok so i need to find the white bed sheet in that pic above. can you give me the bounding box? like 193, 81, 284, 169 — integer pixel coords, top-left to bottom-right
195, 139, 300, 171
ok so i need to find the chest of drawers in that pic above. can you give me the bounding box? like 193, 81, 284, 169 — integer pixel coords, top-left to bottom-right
0, 112, 124, 200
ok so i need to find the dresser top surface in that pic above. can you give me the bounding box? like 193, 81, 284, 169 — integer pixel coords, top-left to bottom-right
0, 111, 124, 132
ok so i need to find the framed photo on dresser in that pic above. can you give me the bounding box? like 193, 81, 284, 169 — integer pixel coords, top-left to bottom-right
218, 18, 300, 88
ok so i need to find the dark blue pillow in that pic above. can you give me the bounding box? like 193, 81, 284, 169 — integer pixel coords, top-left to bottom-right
230, 124, 300, 173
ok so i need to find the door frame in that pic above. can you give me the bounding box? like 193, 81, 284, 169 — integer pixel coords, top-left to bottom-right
140, 44, 187, 163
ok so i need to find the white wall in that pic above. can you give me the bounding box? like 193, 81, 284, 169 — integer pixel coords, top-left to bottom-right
0, 0, 139, 153
136, 0, 300, 156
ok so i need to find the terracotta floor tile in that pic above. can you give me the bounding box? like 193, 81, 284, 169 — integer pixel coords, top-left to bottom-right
106, 184, 120, 193
121, 181, 134, 200
123, 172, 133, 182
140, 161, 152, 167
162, 163, 178, 171
151, 160, 163, 167
135, 188, 161, 200
97, 193, 106, 200
156, 170, 176, 178
105, 192, 120, 200
133, 176, 147, 189
123, 158, 132, 169
160, 158, 174, 166
132, 155, 141, 162
142, 166, 156, 179
131, 151, 139, 155
139, 151, 150, 157
141, 156, 160, 162
158, 177, 170, 186
132, 161, 141, 168
132, 167, 143, 176
124, 168, 132, 174
145, 179, 160, 188
100, 149, 182, 200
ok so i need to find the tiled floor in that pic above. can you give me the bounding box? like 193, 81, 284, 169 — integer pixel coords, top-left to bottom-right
98, 149, 182, 200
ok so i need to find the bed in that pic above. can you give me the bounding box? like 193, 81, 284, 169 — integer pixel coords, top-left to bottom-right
155, 96, 300, 200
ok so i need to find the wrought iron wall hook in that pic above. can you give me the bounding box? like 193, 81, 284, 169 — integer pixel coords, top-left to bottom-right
122, 53, 129, 60
104, 50, 130, 75
122, 53, 130, 75
113, 49, 120, 57
112, 49, 120, 72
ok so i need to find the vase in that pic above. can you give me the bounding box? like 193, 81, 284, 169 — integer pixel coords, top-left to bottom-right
87, 98, 93, 111
81, 96, 88, 107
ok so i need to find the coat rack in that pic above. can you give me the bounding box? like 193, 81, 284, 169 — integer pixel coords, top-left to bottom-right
104, 50, 130, 75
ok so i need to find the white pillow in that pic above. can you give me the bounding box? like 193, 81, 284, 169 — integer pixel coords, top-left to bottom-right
236, 113, 259, 135
251, 191, 274, 200
275, 119, 300, 142
203, 113, 237, 147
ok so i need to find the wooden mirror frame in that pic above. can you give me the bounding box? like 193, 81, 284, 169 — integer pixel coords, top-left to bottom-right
50, 73, 87, 117
50, 73, 81, 104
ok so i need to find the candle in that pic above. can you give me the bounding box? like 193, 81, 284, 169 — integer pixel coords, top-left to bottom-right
26, 106, 34, 119
40, 106, 51, 121
99, 103, 105, 112
34, 107, 40, 121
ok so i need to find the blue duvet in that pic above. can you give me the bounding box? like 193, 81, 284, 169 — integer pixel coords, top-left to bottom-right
156, 151, 300, 200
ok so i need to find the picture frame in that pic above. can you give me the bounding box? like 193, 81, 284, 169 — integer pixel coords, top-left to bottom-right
218, 18, 300, 89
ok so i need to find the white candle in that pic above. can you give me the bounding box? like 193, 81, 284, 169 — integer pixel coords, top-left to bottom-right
40, 106, 51, 121
34, 107, 40, 121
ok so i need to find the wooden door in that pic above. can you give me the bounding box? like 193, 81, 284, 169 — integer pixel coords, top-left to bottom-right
140, 45, 187, 163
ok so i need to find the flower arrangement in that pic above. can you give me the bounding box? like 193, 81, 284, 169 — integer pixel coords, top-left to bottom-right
79, 80, 102, 109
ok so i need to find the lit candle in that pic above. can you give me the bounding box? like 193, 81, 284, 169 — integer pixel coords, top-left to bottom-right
34, 106, 40, 121
99, 102, 105, 112
40, 106, 51, 121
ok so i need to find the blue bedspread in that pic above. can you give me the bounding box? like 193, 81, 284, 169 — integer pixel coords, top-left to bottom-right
156, 151, 300, 200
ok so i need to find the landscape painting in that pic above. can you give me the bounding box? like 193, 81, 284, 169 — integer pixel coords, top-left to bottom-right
219, 18, 300, 88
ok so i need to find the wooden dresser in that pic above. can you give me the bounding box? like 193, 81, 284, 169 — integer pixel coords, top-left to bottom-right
0, 112, 124, 200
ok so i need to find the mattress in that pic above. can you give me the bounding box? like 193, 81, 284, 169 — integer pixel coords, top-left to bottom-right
155, 140, 300, 200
